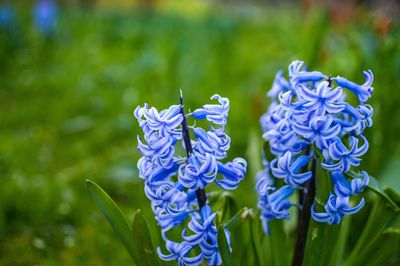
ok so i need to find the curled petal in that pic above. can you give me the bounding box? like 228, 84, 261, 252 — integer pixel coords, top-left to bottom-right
190, 94, 230, 127
215, 158, 247, 190
322, 136, 369, 173
271, 152, 311, 187
351, 171, 369, 195
178, 153, 218, 190
311, 194, 365, 224
334, 70, 374, 103
135, 104, 183, 137
258, 185, 294, 233
268, 70, 291, 99
289, 60, 327, 85
193, 127, 231, 159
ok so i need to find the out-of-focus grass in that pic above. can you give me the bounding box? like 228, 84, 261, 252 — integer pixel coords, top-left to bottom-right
0, 5, 399, 265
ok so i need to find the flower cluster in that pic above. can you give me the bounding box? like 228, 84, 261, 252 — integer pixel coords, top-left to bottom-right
135, 94, 247, 265
257, 61, 373, 232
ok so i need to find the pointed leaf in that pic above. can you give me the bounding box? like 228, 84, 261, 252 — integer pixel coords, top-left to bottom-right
218, 226, 233, 266
344, 197, 399, 266
218, 192, 237, 224
131, 210, 159, 266
328, 216, 351, 266
304, 159, 341, 266
266, 219, 290, 266
86, 179, 139, 265
249, 217, 265, 266
224, 207, 254, 231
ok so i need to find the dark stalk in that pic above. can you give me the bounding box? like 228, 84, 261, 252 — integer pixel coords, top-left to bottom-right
297, 147, 310, 225
292, 157, 316, 266
297, 190, 304, 225
179, 92, 207, 210
327, 76, 332, 87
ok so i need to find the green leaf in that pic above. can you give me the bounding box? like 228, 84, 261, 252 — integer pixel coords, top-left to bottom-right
347, 211, 400, 266
224, 207, 254, 231
344, 197, 400, 266
86, 179, 139, 265
328, 216, 351, 266
218, 226, 233, 266
131, 210, 159, 266
380, 157, 400, 194
384, 188, 400, 206
265, 219, 290, 266
218, 192, 236, 223
249, 217, 264, 266
304, 158, 341, 266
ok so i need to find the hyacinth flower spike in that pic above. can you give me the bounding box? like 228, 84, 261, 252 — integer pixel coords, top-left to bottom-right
257, 60, 373, 264
135, 92, 247, 265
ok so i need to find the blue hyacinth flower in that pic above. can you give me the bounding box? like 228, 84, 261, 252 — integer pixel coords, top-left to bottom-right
296, 81, 345, 116
289, 60, 327, 85
215, 158, 247, 190
258, 185, 295, 233
334, 70, 374, 103
257, 60, 373, 229
322, 135, 369, 173
311, 194, 365, 224
190, 94, 230, 126
292, 115, 341, 149
178, 153, 218, 190
270, 152, 312, 187
157, 240, 203, 266
331, 171, 369, 197
135, 94, 246, 265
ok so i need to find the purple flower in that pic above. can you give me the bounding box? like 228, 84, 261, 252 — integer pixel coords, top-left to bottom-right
134, 104, 183, 138
270, 152, 312, 187
268, 70, 291, 99
190, 94, 230, 127
289, 60, 327, 85
331, 171, 369, 197
215, 158, 247, 190
311, 194, 365, 224
135, 94, 246, 265
292, 115, 341, 149
157, 240, 203, 266
257, 184, 294, 233
137, 133, 176, 168
178, 153, 218, 190
296, 81, 345, 116
322, 135, 369, 173
334, 70, 374, 103
193, 127, 231, 160
257, 60, 373, 228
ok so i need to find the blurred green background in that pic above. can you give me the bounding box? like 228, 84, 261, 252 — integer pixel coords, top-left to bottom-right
1, 0, 399, 265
